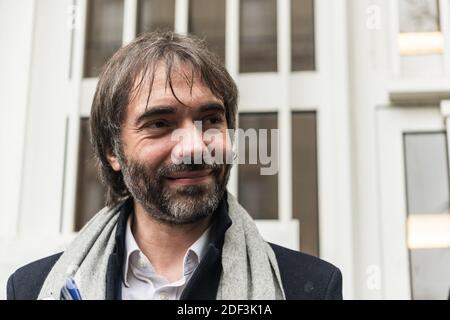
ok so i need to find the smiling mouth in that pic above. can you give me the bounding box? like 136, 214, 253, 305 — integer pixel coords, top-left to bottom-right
165, 169, 213, 185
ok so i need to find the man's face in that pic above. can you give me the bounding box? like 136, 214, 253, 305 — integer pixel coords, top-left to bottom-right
108, 63, 231, 224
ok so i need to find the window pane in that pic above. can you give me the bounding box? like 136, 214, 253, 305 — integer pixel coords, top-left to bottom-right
84, 0, 124, 78
75, 118, 106, 231
239, 0, 277, 73
238, 113, 278, 219
403, 132, 450, 300
188, 0, 226, 63
399, 0, 440, 33
137, 0, 175, 35
409, 249, 450, 300
404, 132, 449, 214
398, 0, 443, 77
291, 0, 315, 71
292, 112, 319, 256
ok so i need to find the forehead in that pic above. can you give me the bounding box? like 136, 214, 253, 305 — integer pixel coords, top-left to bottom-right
129, 62, 222, 114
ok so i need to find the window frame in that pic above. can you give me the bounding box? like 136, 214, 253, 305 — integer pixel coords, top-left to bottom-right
376, 105, 445, 299
388, 0, 450, 98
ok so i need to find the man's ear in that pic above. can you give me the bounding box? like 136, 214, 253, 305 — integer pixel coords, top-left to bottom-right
106, 149, 122, 172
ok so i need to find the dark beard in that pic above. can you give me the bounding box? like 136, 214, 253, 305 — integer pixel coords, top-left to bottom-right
119, 156, 230, 224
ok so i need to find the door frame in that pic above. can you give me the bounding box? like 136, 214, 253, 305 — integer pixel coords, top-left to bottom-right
376, 106, 444, 299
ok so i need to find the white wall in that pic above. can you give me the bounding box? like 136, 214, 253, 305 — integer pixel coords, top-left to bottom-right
0, 0, 34, 237
0, 0, 75, 299
0, 0, 35, 300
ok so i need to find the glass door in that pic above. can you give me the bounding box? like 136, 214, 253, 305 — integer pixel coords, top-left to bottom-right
377, 106, 450, 299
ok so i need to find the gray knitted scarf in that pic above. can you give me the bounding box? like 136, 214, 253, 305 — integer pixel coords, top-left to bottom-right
38, 192, 285, 300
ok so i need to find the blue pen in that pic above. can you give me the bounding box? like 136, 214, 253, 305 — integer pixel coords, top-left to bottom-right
62, 277, 83, 300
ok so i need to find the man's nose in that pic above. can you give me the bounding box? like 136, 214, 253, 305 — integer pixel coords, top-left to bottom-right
172, 121, 208, 164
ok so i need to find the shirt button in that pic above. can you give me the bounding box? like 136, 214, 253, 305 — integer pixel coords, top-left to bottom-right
159, 292, 169, 300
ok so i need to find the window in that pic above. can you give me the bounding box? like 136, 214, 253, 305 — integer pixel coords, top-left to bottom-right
292, 112, 319, 256
238, 113, 278, 219
291, 0, 315, 71
403, 132, 450, 299
74, 118, 106, 231
398, 0, 444, 77
239, 0, 277, 73
188, 0, 226, 63
84, 0, 124, 78
136, 0, 175, 36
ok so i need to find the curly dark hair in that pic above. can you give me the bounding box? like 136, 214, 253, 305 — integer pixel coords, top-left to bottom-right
90, 31, 238, 207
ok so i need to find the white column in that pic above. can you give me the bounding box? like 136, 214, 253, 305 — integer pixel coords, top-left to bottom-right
19, 0, 74, 235
60, 0, 88, 234
175, 0, 189, 34
0, 0, 36, 237
277, 0, 293, 223
347, 0, 392, 299
322, 0, 354, 299
226, 0, 239, 197
123, 0, 137, 44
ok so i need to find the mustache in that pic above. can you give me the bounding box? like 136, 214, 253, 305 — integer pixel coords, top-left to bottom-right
158, 163, 222, 177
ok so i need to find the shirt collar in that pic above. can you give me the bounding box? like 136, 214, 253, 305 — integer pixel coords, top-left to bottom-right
122, 214, 139, 287
122, 213, 211, 288
183, 225, 211, 274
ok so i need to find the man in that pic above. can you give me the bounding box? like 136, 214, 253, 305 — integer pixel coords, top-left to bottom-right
7, 31, 342, 300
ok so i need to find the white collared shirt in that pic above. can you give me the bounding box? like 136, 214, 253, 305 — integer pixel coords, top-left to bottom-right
121, 215, 211, 300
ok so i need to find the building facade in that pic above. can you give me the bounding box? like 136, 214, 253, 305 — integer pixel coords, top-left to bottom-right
1, 0, 449, 300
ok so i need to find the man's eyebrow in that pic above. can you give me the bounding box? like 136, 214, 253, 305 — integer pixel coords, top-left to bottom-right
198, 103, 225, 114
134, 106, 177, 126
133, 103, 225, 127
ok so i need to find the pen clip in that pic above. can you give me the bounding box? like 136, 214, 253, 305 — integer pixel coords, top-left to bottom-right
61, 277, 83, 300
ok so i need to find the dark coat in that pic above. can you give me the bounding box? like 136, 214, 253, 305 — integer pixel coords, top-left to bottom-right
7, 197, 343, 300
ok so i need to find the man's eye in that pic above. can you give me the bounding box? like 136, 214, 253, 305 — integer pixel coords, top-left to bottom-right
147, 120, 170, 129
203, 115, 224, 125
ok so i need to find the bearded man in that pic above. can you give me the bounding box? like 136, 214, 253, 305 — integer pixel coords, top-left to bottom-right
7, 31, 342, 300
